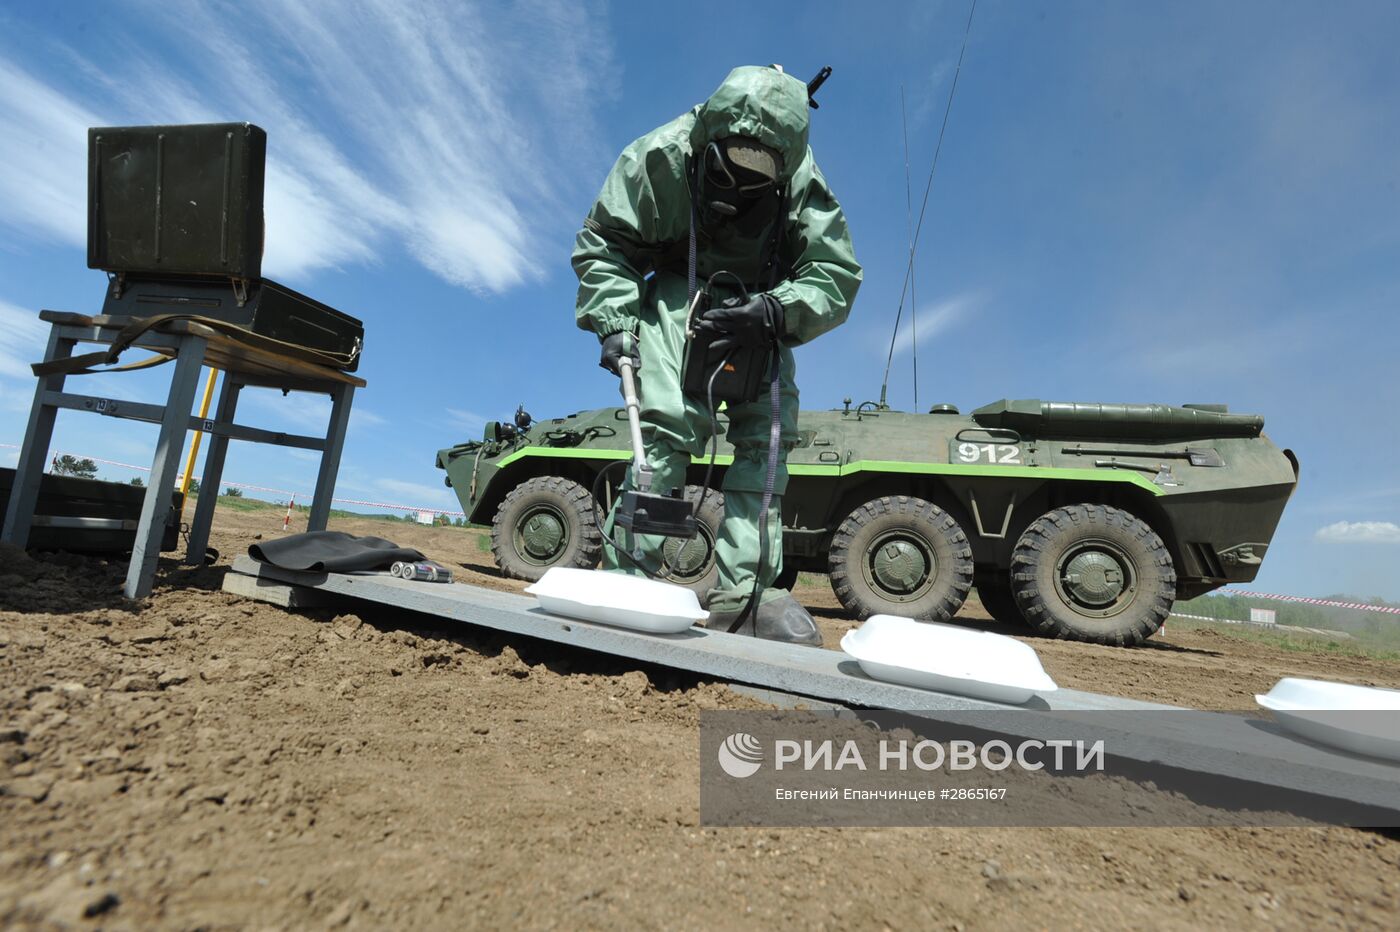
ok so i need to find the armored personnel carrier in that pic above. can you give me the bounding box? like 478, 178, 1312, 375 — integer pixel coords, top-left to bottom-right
436, 399, 1297, 646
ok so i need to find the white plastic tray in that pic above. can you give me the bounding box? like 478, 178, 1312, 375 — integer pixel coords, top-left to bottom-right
525, 568, 708, 634
1255, 677, 1400, 762
840, 615, 1058, 705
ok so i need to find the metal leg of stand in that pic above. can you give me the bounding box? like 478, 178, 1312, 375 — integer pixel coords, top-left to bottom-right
307, 383, 354, 532
184, 374, 241, 565
1, 324, 76, 547
126, 335, 207, 599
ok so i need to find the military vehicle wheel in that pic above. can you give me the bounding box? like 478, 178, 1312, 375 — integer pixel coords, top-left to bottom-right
1010, 504, 1175, 646
491, 476, 602, 582
658, 486, 725, 596
972, 571, 1026, 627
829, 496, 973, 622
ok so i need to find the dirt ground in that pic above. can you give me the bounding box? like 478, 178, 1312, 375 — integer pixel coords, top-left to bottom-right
2, 503, 1398, 929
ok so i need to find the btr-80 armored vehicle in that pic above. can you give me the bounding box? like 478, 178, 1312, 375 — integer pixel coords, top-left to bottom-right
436, 399, 1297, 646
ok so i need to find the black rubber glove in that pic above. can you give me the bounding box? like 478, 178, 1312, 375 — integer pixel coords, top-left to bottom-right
599, 331, 640, 375
694, 293, 784, 354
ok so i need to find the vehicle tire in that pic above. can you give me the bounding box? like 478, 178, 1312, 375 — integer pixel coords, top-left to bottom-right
491, 476, 603, 582
1009, 503, 1175, 646
972, 570, 1026, 627
828, 496, 973, 622
658, 486, 725, 597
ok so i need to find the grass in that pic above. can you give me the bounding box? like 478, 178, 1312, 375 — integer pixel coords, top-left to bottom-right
214, 495, 271, 513
186, 492, 274, 513
1167, 615, 1400, 662
185, 492, 492, 528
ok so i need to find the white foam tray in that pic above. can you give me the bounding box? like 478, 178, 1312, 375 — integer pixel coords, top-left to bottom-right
525, 568, 708, 634
1255, 677, 1400, 762
840, 615, 1058, 705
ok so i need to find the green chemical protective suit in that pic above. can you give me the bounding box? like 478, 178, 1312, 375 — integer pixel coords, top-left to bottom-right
572, 65, 862, 628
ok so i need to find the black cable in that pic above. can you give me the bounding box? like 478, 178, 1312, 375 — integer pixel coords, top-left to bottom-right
594, 209, 787, 615
592, 460, 643, 570
690, 341, 731, 535
592, 347, 730, 580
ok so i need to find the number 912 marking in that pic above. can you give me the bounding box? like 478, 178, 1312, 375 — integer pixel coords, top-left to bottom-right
955, 442, 1022, 465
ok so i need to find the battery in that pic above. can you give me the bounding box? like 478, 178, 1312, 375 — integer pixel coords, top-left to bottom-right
391, 561, 453, 583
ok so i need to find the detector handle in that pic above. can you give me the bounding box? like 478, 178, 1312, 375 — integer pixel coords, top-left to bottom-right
617, 356, 652, 493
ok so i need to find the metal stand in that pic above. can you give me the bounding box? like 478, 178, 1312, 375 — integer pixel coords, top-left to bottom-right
1, 311, 364, 599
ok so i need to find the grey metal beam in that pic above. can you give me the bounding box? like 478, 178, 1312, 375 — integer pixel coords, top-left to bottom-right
307, 382, 353, 531
45, 390, 324, 450
44, 390, 167, 424
229, 555, 1164, 713
2, 326, 76, 548
221, 571, 336, 608
190, 416, 324, 451
126, 336, 206, 599
227, 556, 1400, 817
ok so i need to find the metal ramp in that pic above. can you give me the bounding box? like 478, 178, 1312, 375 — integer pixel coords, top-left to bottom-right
225, 556, 1400, 822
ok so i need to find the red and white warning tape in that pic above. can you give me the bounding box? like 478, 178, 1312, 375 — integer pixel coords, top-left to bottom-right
318, 495, 464, 517
1, 443, 464, 518
1170, 611, 1271, 625
1218, 588, 1400, 616
7, 443, 1400, 606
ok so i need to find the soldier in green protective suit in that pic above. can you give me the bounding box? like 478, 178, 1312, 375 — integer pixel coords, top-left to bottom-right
572, 65, 862, 645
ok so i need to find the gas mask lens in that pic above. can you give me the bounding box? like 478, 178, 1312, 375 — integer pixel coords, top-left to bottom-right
704, 142, 773, 198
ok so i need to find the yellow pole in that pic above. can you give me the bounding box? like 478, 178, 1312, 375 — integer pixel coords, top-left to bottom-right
180, 368, 220, 515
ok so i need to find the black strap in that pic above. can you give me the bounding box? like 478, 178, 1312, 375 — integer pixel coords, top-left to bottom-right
32, 351, 174, 377
32, 312, 355, 378
686, 153, 789, 632
688, 201, 698, 309
765, 190, 788, 291
728, 343, 783, 636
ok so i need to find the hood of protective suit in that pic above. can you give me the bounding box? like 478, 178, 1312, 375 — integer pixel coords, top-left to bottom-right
690, 66, 810, 183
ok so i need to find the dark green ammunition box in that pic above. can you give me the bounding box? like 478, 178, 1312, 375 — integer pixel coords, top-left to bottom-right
100, 276, 364, 372
88, 123, 267, 280
0, 469, 183, 553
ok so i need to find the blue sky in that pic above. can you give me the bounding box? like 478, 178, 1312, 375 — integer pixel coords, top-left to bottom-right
1, 0, 1397, 600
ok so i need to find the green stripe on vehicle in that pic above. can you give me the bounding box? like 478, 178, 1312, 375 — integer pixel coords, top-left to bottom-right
818, 460, 1164, 494
492, 447, 633, 470
489, 449, 1162, 494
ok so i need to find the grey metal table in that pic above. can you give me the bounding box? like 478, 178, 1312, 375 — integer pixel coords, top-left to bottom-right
1, 311, 366, 599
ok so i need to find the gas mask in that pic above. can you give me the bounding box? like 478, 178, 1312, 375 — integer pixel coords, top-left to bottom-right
699, 138, 782, 227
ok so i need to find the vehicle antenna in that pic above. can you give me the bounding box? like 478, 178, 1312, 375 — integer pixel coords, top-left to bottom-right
879, 0, 977, 411
902, 85, 919, 412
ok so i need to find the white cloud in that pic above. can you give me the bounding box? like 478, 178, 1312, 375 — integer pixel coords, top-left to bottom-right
0, 58, 97, 247
0, 0, 616, 292
375, 477, 459, 511
1128, 317, 1318, 379
447, 408, 488, 432
1316, 521, 1400, 545
0, 298, 51, 380
240, 389, 383, 433
886, 292, 978, 358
